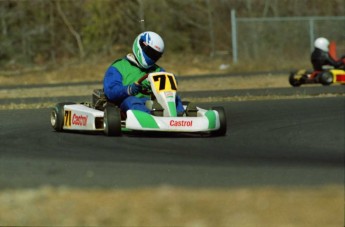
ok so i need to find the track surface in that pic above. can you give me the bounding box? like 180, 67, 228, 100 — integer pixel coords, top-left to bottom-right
0, 97, 343, 189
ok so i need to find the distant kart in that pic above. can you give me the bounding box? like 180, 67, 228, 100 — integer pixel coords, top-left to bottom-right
50, 72, 227, 136
289, 41, 345, 87
289, 68, 345, 87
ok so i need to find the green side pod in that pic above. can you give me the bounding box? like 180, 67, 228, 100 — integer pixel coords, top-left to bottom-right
132, 110, 160, 128
205, 110, 217, 129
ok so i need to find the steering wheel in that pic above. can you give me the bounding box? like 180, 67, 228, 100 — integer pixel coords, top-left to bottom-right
137, 74, 151, 95
137, 74, 148, 84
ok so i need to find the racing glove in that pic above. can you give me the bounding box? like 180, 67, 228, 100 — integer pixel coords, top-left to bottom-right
141, 80, 152, 93
127, 82, 142, 96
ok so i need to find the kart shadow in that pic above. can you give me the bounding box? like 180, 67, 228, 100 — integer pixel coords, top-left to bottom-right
52, 130, 105, 137
123, 131, 218, 138
52, 130, 225, 138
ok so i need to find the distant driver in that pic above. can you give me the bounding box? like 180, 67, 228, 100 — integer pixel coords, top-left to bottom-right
311, 37, 345, 71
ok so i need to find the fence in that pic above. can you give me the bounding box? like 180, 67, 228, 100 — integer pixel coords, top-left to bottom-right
230, 10, 345, 68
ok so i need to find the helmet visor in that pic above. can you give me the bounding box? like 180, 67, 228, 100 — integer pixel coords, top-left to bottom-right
139, 40, 163, 62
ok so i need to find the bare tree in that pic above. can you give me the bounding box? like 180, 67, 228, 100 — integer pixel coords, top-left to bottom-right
138, 0, 145, 31
56, 1, 85, 59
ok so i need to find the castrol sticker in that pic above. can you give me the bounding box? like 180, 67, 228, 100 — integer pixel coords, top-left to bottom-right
169, 120, 193, 127
72, 114, 88, 126
164, 91, 174, 98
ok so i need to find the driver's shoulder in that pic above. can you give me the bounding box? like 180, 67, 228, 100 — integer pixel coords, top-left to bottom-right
111, 57, 130, 67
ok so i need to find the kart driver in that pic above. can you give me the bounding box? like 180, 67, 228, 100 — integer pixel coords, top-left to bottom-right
311, 37, 345, 71
103, 31, 190, 116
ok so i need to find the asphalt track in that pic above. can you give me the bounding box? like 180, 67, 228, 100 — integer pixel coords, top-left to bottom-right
0, 93, 344, 189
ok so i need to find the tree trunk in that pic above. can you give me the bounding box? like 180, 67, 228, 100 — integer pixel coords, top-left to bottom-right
56, 1, 85, 59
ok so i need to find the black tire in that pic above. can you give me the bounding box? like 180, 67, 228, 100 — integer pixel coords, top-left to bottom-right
289, 71, 302, 87
210, 106, 227, 136
319, 71, 333, 86
104, 105, 122, 136
50, 102, 75, 132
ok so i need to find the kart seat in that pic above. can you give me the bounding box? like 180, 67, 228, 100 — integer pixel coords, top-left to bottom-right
92, 89, 118, 111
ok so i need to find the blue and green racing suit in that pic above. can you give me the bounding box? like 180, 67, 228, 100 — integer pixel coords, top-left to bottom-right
103, 54, 185, 115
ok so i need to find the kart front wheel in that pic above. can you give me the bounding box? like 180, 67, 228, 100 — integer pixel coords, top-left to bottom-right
211, 106, 227, 136
104, 105, 122, 136
51, 102, 75, 132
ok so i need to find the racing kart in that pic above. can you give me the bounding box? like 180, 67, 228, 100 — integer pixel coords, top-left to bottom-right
289, 67, 345, 87
50, 72, 227, 137
289, 41, 345, 87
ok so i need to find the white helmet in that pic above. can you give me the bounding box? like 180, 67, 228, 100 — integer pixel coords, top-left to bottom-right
132, 31, 164, 69
314, 37, 329, 52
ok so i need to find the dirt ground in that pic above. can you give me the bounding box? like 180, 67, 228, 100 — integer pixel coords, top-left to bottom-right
0, 58, 344, 226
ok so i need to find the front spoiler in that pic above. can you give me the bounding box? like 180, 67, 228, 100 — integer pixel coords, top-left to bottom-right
125, 109, 220, 132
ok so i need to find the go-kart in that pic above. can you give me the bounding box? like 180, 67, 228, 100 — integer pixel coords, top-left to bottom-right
289, 67, 345, 87
50, 72, 227, 136
289, 41, 345, 87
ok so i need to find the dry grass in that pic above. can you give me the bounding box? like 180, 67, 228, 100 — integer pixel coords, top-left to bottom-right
0, 185, 343, 227
0, 53, 294, 86
0, 75, 289, 99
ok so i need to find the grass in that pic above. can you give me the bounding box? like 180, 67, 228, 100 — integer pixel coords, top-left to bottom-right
0, 185, 343, 226
0, 52, 310, 86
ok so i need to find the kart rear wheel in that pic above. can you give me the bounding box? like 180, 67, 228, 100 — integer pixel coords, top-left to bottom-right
104, 105, 122, 136
319, 71, 333, 86
211, 106, 227, 136
51, 102, 75, 132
